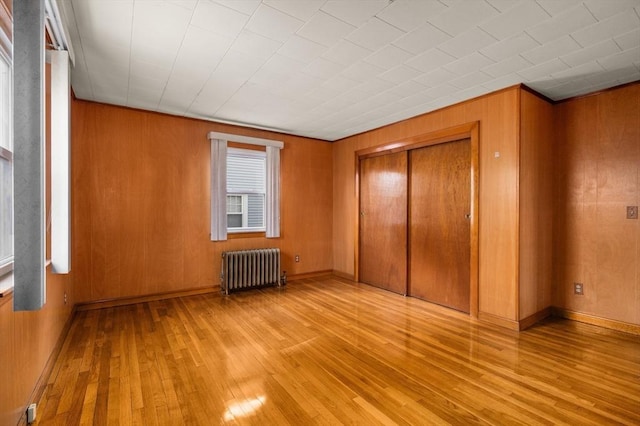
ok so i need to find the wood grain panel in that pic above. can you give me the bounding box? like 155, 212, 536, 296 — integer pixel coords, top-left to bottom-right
519, 91, 554, 320
359, 151, 407, 294
142, 113, 184, 295
332, 139, 357, 277
409, 139, 470, 312
553, 97, 593, 312
553, 83, 640, 326
282, 135, 333, 276
0, 293, 17, 426
182, 126, 213, 288
596, 88, 639, 203
476, 91, 519, 320
117, 110, 147, 297
71, 100, 333, 303
88, 105, 116, 301
70, 100, 92, 302
37, 277, 640, 425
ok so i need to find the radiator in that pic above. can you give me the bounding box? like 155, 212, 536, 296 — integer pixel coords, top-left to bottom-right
221, 248, 281, 295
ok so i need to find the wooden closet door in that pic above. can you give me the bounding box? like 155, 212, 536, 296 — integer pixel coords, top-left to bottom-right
409, 139, 470, 312
359, 151, 407, 294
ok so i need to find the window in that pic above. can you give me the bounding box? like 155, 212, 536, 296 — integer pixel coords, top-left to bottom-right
226, 194, 244, 227
0, 49, 12, 276
209, 132, 282, 241
226, 148, 266, 232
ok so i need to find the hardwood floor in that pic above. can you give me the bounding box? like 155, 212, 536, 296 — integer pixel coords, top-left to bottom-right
37, 277, 640, 425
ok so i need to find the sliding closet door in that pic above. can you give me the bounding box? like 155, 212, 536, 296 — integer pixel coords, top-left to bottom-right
359, 151, 407, 294
409, 139, 470, 312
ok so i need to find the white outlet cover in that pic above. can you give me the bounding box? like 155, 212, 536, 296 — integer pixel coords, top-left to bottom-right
27, 403, 36, 423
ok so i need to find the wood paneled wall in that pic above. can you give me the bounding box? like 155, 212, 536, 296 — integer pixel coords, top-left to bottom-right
1, 59, 75, 426
0, 273, 72, 425
554, 83, 640, 326
333, 87, 521, 321
519, 90, 554, 320
3, 74, 635, 425
71, 100, 333, 303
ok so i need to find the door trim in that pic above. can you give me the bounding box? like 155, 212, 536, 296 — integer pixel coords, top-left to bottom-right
354, 122, 480, 318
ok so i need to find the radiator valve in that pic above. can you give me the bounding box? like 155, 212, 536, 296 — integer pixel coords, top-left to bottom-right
281, 271, 287, 286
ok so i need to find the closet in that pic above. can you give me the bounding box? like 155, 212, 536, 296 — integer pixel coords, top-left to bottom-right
359, 137, 472, 313
354, 88, 555, 329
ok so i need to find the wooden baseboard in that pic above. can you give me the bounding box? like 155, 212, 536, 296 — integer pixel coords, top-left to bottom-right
518, 307, 552, 331
76, 270, 339, 311
331, 270, 355, 281
75, 286, 218, 311
552, 307, 640, 335
478, 312, 520, 331
287, 270, 333, 281
17, 306, 77, 426
74, 271, 337, 312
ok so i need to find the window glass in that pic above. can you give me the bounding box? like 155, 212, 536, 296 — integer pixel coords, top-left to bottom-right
226, 194, 243, 228
226, 149, 266, 232
227, 195, 243, 214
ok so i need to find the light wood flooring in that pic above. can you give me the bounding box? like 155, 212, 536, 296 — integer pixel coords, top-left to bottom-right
37, 276, 640, 425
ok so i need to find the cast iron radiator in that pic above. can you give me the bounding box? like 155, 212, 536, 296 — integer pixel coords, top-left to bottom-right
221, 248, 281, 295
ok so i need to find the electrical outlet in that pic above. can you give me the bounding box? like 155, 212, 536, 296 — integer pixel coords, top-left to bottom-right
295, 255, 300, 263
64, 292, 67, 305
574, 283, 584, 295
27, 403, 36, 423
627, 206, 638, 219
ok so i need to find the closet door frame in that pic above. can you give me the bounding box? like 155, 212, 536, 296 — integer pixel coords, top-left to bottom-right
354, 122, 480, 318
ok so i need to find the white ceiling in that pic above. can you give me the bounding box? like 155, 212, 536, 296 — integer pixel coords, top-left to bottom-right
58, 0, 640, 141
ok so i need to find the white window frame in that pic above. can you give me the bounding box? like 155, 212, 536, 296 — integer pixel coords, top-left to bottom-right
0, 46, 13, 279
209, 132, 283, 241
226, 147, 266, 234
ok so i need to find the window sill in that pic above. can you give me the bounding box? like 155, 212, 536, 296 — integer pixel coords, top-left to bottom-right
0, 285, 12, 298
0, 288, 11, 308
227, 231, 266, 239
0, 260, 52, 298
0, 266, 13, 299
